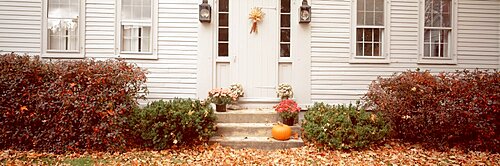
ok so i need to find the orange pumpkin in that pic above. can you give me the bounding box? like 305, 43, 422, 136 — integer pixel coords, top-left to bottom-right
272, 123, 292, 140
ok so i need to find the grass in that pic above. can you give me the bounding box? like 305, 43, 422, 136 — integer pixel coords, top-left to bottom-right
63, 157, 94, 166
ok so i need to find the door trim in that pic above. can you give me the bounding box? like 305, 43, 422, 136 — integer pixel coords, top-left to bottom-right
197, 0, 312, 106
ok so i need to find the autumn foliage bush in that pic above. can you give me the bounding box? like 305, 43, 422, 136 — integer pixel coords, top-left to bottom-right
0, 53, 147, 153
302, 102, 390, 150
364, 69, 499, 152
129, 99, 216, 150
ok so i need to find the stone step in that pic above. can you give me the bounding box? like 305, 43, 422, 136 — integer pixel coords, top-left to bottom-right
209, 136, 304, 150
216, 123, 302, 137
215, 109, 280, 123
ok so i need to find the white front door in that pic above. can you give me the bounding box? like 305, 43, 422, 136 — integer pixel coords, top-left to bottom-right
216, 0, 279, 100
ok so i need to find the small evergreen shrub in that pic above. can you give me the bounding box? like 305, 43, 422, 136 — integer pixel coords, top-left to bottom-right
129, 99, 216, 150
364, 69, 499, 152
302, 102, 390, 150
0, 53, 147, 153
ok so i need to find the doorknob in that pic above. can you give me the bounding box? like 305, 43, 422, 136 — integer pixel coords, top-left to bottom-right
259, 7, 276, 10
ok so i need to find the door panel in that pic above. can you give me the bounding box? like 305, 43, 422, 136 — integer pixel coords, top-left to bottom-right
229, 0, 279, 99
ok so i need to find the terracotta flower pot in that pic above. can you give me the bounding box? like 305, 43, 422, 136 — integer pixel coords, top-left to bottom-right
282, 117, 295, 126
215, 104, 226, 112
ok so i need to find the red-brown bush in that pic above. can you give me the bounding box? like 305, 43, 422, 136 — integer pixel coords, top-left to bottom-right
364, 69, 499, 152
0, 53, 147, 153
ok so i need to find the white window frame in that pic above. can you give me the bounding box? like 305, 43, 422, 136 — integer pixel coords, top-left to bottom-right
350, 0, 390, 64
115, 0, 158, 59
41, 0, 85, 58
279, 0, 292, 61
418, 0, 458, 64
216, 0, 230, 61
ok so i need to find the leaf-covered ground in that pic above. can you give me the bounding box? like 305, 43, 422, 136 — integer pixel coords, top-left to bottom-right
1, 141, 498, 165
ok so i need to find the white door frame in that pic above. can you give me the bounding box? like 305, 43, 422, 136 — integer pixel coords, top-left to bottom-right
197, 0, 311, 107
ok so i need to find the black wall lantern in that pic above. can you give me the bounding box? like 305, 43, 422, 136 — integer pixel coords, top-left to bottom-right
199, 0, 211, 23
299, 0, 311, 23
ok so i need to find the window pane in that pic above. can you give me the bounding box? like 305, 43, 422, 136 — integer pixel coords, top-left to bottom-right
281, 0, 290, 13
357, 0, 365, 11
122, 0, 151, 20
364, 28, 373, 41
375, 12, 384, 25
431, 29, 439, 43
431, 43, 439, 57
49, 0, 79, 18
48, 0, 60, 18
281, 29, 290, 42
356, 43, 364, 56
357, 12, 364, 25
373, 43, 381, 56
132, 5, 141, 20
364, 43, 373, 56
142, 2, 151, 20
69, 0, 79, 18
122, 25, 151, 52
219, 0, 229, 12
441, 44, 448, 57
442, 0, 450, 13
219, 28, 228, 41
219, 14, 228, 26
280, 44, 290, 57
441, 29, 449, 44
219, 43, 228, 56
141, 27, 151, 52
373, 28, 380, 42
365, 12, 374, 25
425, 0, 451, 27
432, 12, 442, 27
122, 25, 136, 51
424, 0, 432, 27
281, 15, 290, 27
375, 0, 384, 11
122, 4, 132, 19
424, 29, 431, 42
442, 13, 450, 27
366, 0, 375, 11
424, 44, 430, 57
60, 3, 70, 17
356, 28, 363, 41
48, 30, 62, 50
47, 18, 78, 51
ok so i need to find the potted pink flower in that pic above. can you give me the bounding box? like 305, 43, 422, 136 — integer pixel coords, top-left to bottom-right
208, 88, 238, 112
274, 99, 301, 126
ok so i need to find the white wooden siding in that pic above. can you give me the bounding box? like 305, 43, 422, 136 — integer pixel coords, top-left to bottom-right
311, 0, 500, 104
135, 0, 199, 104
85, 0, 116, 58
0, 0, 41, 54
0, 0, 498, 105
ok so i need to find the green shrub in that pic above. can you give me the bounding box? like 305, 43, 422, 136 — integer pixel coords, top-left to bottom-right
0, 53, 147, 153
364, 69, 499, 152
302, 102, 390, 150
129, 99, 216, 150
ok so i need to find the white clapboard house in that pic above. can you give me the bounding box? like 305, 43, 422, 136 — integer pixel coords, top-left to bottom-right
1, 0, 499, 107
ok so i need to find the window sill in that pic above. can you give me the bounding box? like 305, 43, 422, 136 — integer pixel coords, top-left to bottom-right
279, 57, 293, 63
417, 57, 457, 65
42, 52, 84, 59
215, 57, 230, 63
349, 56, 390, 64
118, 52, 158, 60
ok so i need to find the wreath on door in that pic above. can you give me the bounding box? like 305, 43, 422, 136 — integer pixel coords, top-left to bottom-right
249, 7, 264, 34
